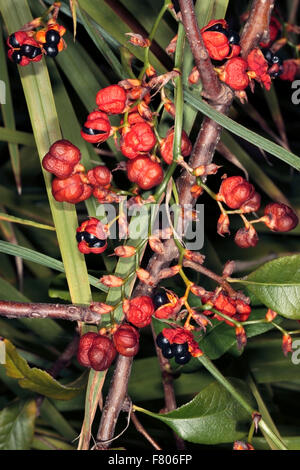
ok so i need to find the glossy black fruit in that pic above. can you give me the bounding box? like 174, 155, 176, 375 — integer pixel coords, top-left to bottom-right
8, 33, 20, 48
44, 43, 58, 57
173, 342, 189, 356
11, 51, 22, 64
175, 351, 191, 365
76, 232, 85, 243
162, 344, 175, 359
156, 332, 170, 349
46, 29, 60, 45
20, 44, 41, 59
153, 290, 169, 309
227, 30, 240, 45
81, 126, 107, 136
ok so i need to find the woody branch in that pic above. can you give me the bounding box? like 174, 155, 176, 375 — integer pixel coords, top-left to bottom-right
95, 0, 275, 451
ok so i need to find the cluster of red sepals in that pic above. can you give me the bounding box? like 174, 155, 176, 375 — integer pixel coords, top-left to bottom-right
80, 81, 193, 190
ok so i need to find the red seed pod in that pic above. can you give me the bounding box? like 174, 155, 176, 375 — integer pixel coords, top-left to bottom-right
219, 57, 249, 91
234, 225, 259, 248
87, 165, 112, 187
154, 291, 181, 320
126, 156, 163, 190
96, 85, 127, 114
263, 203, 298, 232
113, 324, 140, 357
124, 296, 154, 328
201, 20, 231, 61
76, 217, 108, 254
52, 174, 92, 204
235, 299, 251, 322
42, 139, 81, 179
190, 184, 204, 199
240, 191, 261, 213
280, 59, 299, 81
214, 292, 236, 317
88, 335, 117, 371
218, 176, 257, 210
247, 48, 271, 90
77, 332, 99, 368
265, 309, 277, 322
81, 111, 111, 144
160, 129, 192, 165
121, 122, 156, 159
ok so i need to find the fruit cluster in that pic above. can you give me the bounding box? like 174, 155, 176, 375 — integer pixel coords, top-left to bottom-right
156, 327, 202, 365
42, 139, 115, 205
215, 176, 298, 248
7, 22, 66, 66
200, 291, 252, 326
187, 17, 296, 92
77, 323, 140, 371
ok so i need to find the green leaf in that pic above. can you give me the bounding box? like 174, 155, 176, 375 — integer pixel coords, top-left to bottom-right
0, 399, 36, 450
184, 89, 300, 171
134, 378, 255, 444
40, 399, 78, 441
0, 241, 108, 292
234, 255, 300, 320
3, 339, 82, 400
0, 212, 55, 231
0, 127, 35, 146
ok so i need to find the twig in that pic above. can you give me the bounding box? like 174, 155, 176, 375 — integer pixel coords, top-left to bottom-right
240, 0, 275, 58
130, 410, 162, 450
0, 301, 103, 323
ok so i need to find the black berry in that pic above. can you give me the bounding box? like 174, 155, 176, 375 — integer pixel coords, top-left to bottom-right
153, 290, 169, 309
76, 232, 85, 243
21, 44, 41, 59
175, 351, 191, 365
156, 332, 170, 349
11, 51, 22, 64
206, 23, 226, 33
173, 342, 189, 356
8, 33, 20, 48
44, 43, 58, 58
89, 239, 106, 248
227, 30, 240, 45
261, 48, 274, 66
161, 344, 175, 359
46, 29, 60, 45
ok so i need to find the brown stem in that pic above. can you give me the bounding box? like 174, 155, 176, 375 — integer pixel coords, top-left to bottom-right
240, 0, 275, 58
130, 410, 162, 450
0, 301, 103, 323
288, 0, 300, 25
95, 354, 133, 449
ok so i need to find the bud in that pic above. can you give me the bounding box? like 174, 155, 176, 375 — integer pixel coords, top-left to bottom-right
99, 275, 124, 288
188, 66, 200, 85
166, 34, 177, 55
217, 213, 230, 237
163, 99, 176, 117
235, 326, 247, 350
184, 251, 205, 265
252, 411, 261, 432
234, 225, 259, 248
222, 261, 235, 278
233, 441, 254, 450
194, 164, 220, 177
90, 302, 114, 315
137, 101, 153, 121
190, 184, 204, 199
136, 268, 154, 285
125, 32, 151, 48
190, 285, 207, 297
113, 324, 140, 357
114, 245, 136, 257
191, 312, 212, 331
149, 236, 165, 255
146, 65, 156, 78
282, 333, 293, 356
265, 309, 277, 322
